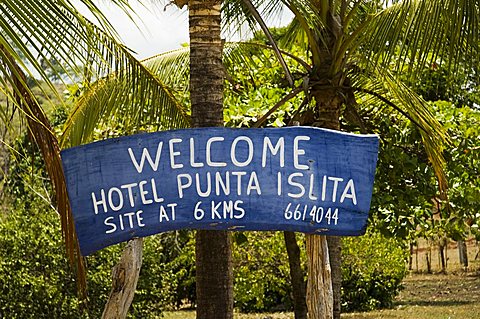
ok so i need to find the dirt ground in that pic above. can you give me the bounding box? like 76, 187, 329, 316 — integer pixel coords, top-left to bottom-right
165, 259, 480, 319
343, 266, 480, 319
398, 272, 480, 306
165, 271, 480, 319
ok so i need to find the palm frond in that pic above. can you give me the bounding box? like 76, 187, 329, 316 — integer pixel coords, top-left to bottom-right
2, 1, 104, 88
222, 0, 325, 66
0, 0, 157, 302
222, 0, 294, 35
241, 0, 294, 86
143, 48, 190, 90
351, 66, 449, 197
61, 49, 190, 147
361, 0, 479, 77
225, 41, 311, 72
0, 42, 87, 301
278, 18, 309, 53
0, 0, 151, 112
63, 38, 315, 148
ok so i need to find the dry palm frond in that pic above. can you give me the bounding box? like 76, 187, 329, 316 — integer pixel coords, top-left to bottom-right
0, 43, 87, 300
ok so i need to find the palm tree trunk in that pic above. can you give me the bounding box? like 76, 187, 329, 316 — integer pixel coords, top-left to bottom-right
312, 86, 344, 319
189, 1, 233, 318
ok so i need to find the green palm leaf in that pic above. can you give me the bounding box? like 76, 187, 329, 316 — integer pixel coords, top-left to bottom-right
143, 48, 190, 92
0, 0, 137, 97
361, 0, 479, 76
61, 48, 190, 147
0, 42, 88, 302
0, 0, 156, 302
351, 66, 448, 196
62, 41, 304, 146
223, 0, 324, 65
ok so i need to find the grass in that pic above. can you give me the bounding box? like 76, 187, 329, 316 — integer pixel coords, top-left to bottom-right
163, 311, 292, 319
343, 271, 480, 319
164, 270, 480, 319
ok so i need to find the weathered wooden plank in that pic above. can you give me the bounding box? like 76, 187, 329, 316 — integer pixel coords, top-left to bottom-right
61, 127, 379, 256
101, 238, 143, 319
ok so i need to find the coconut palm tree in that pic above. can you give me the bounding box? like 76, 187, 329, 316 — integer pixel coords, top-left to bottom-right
222, 0, 479, 317
0, 0, 187, 304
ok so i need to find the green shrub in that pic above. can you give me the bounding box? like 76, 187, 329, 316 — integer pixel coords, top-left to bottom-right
233, 231, 297, 312
1, 132, 119, 317
0, 204, 86, 318
0, 200, 196, 318
1, 201, 408, 317
1, 123, 198, 317
131, 230, 196, 316
341, 232, 408, 312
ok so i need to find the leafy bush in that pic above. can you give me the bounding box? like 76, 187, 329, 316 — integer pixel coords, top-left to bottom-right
0, 203, 87, 318
1, 200, 408, 317
341, 232, 408, 312
0, 107, 201, 317
233, 231, 297, 312
0, 201, 198, 318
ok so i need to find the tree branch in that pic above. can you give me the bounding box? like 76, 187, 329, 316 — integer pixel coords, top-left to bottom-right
241, 0, 294, 87
253, 87, 303, 128
353, 87, 429, 134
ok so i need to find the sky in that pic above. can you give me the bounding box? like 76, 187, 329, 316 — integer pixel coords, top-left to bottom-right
75, 1, 190, 59
74, 1, 293, 60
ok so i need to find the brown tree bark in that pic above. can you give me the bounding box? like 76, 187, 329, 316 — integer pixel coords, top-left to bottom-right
189, 1, 234, 318
326, 236, 341, 318
415, 243, 419, 272
439, 238, 447, 273
311, 84, 344, 319
284, 231, 307, 319
426, 246, 432, 274
409, 242, 414, 270
458, 240, 468, 269
189, 0, 224, 129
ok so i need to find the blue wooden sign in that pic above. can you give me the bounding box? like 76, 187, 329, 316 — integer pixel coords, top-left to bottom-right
61, 127, 379, 256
